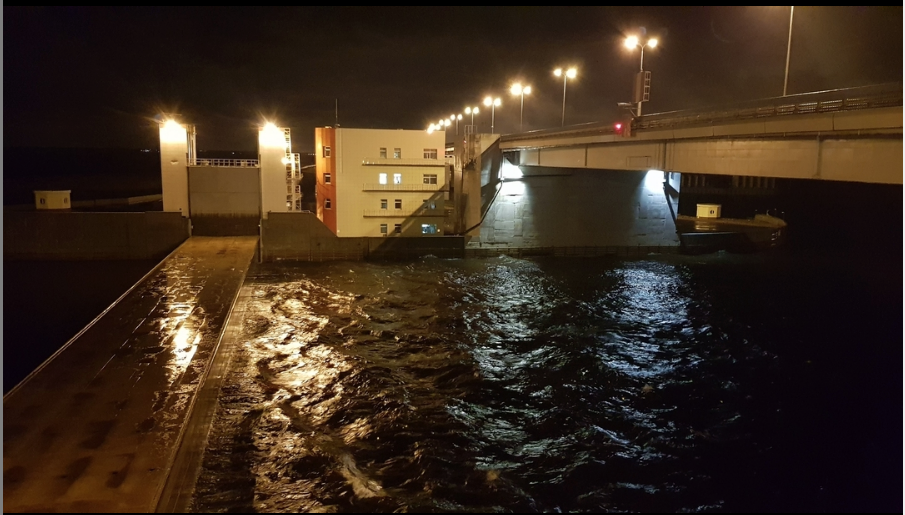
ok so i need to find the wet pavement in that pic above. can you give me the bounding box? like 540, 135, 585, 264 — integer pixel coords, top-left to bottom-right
2, 236, 257, 513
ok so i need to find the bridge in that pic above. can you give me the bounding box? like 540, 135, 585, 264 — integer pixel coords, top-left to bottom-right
500, 84, 903, 185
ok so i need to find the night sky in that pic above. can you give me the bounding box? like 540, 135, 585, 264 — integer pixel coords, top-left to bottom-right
5, 6, 902, 152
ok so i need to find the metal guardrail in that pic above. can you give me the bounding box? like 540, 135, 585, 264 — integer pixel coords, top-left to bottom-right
500, 83, 903, 142
465, 245, 680, 258
362, 183, 446, 192
362, 208, 446, 217
188, 158, 259, 167
361, 158, 446, 167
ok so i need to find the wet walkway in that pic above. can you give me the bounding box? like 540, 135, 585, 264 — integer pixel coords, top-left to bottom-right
3, 236, 258, 513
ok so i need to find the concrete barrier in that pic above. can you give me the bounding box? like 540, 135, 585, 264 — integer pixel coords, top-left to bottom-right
261, 212, 464, 261
4, 211, 188, 260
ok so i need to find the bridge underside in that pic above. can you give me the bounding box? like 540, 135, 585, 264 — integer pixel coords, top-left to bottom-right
507, 107, 903, 185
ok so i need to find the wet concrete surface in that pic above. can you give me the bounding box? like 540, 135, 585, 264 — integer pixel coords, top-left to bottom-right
2, 236, 257, 513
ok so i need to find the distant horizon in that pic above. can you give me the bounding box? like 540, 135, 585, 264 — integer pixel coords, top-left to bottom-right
4, 145, 316, 155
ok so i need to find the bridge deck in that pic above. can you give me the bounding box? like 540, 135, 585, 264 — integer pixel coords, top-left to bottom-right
3, 236, 258, 513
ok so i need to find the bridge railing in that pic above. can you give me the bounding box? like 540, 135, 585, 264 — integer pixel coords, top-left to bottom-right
500, 82, 902, 142
635, 85, 902, 132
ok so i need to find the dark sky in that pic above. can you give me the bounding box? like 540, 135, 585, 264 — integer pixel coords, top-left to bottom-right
5, 6, 902, 152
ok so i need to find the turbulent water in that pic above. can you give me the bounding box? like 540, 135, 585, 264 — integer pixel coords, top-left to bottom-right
190, 252, 901, 513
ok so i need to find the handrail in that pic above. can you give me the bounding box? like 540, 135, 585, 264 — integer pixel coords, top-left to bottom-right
361, 157, 445, 166
188, 158, 259, 167
362, 183, 446, 192
362, 208, 445, 217
500, 83, 903, 142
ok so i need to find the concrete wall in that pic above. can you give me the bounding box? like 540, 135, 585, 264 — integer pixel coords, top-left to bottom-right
186, 166, 261, 236
4, 211, 188, 260
188, 166, 260, 216
471, 168, 678, 248
261, 212, 464, 261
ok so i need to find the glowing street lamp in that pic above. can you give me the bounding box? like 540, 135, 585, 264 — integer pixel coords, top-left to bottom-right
624, 36, 658, 116
553, 67, 577, 126
483, 96, 501, 134
464, 106, 480, 129
510, 83, 532, 132
451, 113, 463, 134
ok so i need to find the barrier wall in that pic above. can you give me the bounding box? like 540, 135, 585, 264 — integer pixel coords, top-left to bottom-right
261, 212, 464, 261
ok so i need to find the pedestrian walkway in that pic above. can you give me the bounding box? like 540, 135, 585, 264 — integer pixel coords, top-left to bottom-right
3, 236, 258, 513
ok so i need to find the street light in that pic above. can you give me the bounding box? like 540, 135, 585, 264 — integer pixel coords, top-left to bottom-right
451, 113, 463, 134
483, 96, 501, 134
783, 6, 794, 96
510, 83, 532, 132
624, 36, 658, 116
464, 106, 480, 127
553, 67, 577, 126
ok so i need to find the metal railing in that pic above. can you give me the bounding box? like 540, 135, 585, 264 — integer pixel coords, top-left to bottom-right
464, 244, 680, 258
362, 183, 446, 192
188, 158, 259, 167
362, 208, 446, 217
361, 157, 446, 167
500, 83, 903, 143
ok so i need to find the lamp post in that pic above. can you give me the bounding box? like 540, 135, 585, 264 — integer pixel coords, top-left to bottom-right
510, 83, 532, 132
451, 114, 462, 134
553, 67, 577, 126
464, 106, 480, 131
783, 6, 794, 96
483, 96, 501, 134
624, 36, 657, 117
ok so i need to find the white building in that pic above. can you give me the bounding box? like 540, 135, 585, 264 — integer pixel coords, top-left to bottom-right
314, 127, 449, 237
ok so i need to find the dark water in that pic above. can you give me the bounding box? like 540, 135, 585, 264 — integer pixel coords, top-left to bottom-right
3, 259, 159, 392
190, 250, 902, 512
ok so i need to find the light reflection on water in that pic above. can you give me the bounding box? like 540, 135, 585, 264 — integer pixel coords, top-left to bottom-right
191, 254, 900, 513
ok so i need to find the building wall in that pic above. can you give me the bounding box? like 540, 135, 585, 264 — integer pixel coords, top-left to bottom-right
315, 127, 337, 233
160, 123, 189, 216
328, 128, 447, 237
259, 125, 290, 218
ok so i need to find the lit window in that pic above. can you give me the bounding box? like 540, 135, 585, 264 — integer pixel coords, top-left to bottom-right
380, 223, 388, 234
394, 224, 401, 234
423, 174, 437, 184
421, 224, 438, 234
325, 198, 332, 209
423, 199, 436, 210
380, 199, 387, 209
423, 148, 438, 159
323, 146, 331, 158
380, 147, 387, 159
394, 199, 402, 210
379, 173, 387, 185
393, 148, 401, 159
393, 173, 402, 184
324, 173, 331, 184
